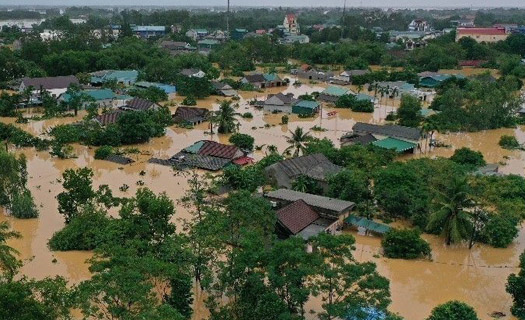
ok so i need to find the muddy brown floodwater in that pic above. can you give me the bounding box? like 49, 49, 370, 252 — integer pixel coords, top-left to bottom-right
1, 77, 524, 320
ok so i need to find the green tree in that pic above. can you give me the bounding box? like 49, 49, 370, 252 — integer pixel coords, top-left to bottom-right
292, 174, 323, 195
56, 168, 96, 224
327, 169, 372, 205
507, 251, 525, 319
214, 100, 239, 134
426, 301, 480, 320
449, 147, 486, 168
117, 111, 156, 144
0, 222, 21, 281
397, 94, 422, 127
229, 133, 255, 151
285, 127, 312, 157
382, 229, 431, 259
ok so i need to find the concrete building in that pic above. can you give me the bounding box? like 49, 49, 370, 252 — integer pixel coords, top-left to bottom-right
456, 27, 509, 43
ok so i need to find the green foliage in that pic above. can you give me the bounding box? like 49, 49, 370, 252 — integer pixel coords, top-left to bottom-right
241, 112, 253, 119
129, 86, 168, 103
0, 123, 47, 149
327, 169, 372, 204
499, 135, 521, 150
450, 147, 486, 168
94, 145, 114, 160
281, 114, 289, 124
229, 133, 255, 151
507, 251, 525, 320
335, 94, 374, 113
10, 190, 39, 219
479, 214, 519, 248
382, 229, 431, 259
0, 221, 22, 281
182, 96, 197, 106
426, 301, 480, 320
292, 175, 323, 195
285, 127, 312, 157
397, 94, 422, 127
222, 165, 266, 193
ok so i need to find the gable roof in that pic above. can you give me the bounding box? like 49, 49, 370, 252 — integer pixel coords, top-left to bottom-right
212, 81, 233, 90
265, 93, 296, 105
341, 133, 377, 146
21, 75, 78, 90
293, 100, 320, 110
61, 89, 116, 102
94, 110, 123, 126
173, 106, 209, 123
198, 140, 241, 159
266, 153, 342, 181
243, 74, 267, 83
341, 69, 369, 77
263, 73, 281, 82
372, 137, 417, 152
277, 200, 320, 235
180, 68, 203, 77
353, 122, 422, 141
124, 97, 156, 111
266, 189, 355, 213
321, 86, 349, 97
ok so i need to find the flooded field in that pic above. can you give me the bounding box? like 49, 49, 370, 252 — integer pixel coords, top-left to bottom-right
1, 77, 524, 320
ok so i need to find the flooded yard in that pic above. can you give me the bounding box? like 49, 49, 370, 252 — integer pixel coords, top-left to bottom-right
1, 77, 524, 320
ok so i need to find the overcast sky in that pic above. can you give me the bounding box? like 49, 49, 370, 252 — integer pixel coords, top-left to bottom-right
3, 0, 525, 8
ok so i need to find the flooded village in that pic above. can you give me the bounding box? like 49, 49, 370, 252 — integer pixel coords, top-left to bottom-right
0, 5, 525, 320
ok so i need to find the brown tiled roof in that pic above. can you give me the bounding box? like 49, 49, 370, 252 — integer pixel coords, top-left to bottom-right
21, 75, 78, 90
95, 110, 123, 126
198, 140, 241, 160
266, 153, 342, 182
244, 74, 266, 83
277, 200, 320, 235
173, 107, 209, 123
125, 97, 155, 111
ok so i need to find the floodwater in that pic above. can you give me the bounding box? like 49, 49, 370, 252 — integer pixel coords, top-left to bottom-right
1, 76, 524, 320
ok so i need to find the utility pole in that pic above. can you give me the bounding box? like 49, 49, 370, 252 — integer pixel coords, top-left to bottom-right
226, 0, 230, 36
342, 0, 346, 26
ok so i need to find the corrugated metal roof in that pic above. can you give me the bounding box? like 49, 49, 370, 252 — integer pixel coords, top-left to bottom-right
277, 200, 320, 235
372, 137, 417, 152
266, 153, 342, 182
322, 86, 349, 97
293, 100, 320, 109
353, 122, 422, 141
94, 110, 123, 126
22, 75, 78, 90
198, 140, 241, 159
266, 189, 354, 213
345, 216, 391, 234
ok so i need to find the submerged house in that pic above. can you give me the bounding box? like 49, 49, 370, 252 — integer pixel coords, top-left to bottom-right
90, 70, 139, 86
172, 107, 209, 126
296, 69, 334, 82
259, 93, 298, 113
318, 86, 350, 103
339, 69, 370, 83
59, 89, 117, 108
241, 73, 283, 89
265, 189, 355, 239
180, 69, 206, 78
19, 75, 79, 97
351, 122, 423, 153
265, 153, 342, 190
212, 81, 238, 97
150, 140, 244, 171
119, 97, 161, 111
93, 110, 124, 126
418, 72, 465, 88
135, 81, 177, 100
292, 100, 320, 115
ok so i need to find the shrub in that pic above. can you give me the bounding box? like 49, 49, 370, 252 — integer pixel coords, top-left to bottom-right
450, 147, 486, 168
426, 301, 479, 320
499, 135, 521, 150
382, 229, 431, 259
94, 145, 114, 160
10, 190, 39, 219
281, 115, 289, 125
229, 133, 255, 151
241, 112, 253, 119
479, 215, 519, 248
182, 96, 197, 106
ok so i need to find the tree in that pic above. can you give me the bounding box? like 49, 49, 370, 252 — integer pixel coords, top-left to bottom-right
229, 133, 254, 151
499, 135, 521, 150
427, 175, 473, 245
507, 251, 525, 319
117, 111, 156, 144
214, 100, 239, 134
57, 168, 96, 224
284, 127, 312, 157
426, 301, 480, 320
397, 94, 422, 127
10, 190, 39, 219
382, 229, 431, 259
0, 222, 21, 281
449, 147, 486, 168
309, 233, 391, 320
292, 174, 323, 195
327, 169, 372, 205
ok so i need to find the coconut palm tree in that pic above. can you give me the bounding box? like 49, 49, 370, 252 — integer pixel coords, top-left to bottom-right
284, 127, 312, 157
0, 221, 21, 281
214, 100, 239, 134
427, 176, 473, 246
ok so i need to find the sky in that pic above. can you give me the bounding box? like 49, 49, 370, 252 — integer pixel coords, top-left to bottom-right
2, 0, 525, 8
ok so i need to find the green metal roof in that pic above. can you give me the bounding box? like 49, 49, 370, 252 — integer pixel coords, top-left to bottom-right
345, 215, 391, 234
61, 89, 116, 102
263, 73, 280, 81
372, 137, 417, 153
293, 100, 320, 109
322, 86, 349, 97
355, 93, 374, 102
184, 141, 205, 154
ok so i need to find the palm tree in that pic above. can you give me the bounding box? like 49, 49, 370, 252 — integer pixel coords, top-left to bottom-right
427, 176, 473, 246
284, 127, 312, 157
0, 222, 21, 281
214, 100, 239, 134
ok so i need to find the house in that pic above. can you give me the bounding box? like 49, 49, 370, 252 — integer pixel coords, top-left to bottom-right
296, 69, 334, 82
456, 27, 508, 43
345, 216, 392, 236
212, 81, 238, 97
180, 69, 206, 78
451, 19, 475, 28
93, 110, 124, 126
241, 73, 283, 89
135, 81, 177, 100
160, 41, 196, 55
265, 189, 354, 221
351, 122, 423, 153
131, 26, 166, 38
90, 70, 139, 86
150, 140, 244, 171
59, 89, 117, 108
339, 69, 370, 83
418, 73, 465, 88
19, 75, 78, 97
172, 107, 209, 126
370, 81, 416, 95
186, 29, 208, 41
292, 100, 320, 115
231, 28, 249, 40
283, 13, 299, 35
408, 19, 431, 32
340, 133, 377, 147
197, 39, 220, 51
259, 93, 298, 113
318, 86, 350, 103
120, 97, 160, 111
281, 35, 309, 44
265, 153, 343, 190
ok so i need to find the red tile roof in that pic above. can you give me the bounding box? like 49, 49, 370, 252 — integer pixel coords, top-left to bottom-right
457, 27, 506, 35
459, 60, 487, 67
233, 156, 254, 165
198, 140, 241, 160
277, 200, 320, 235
